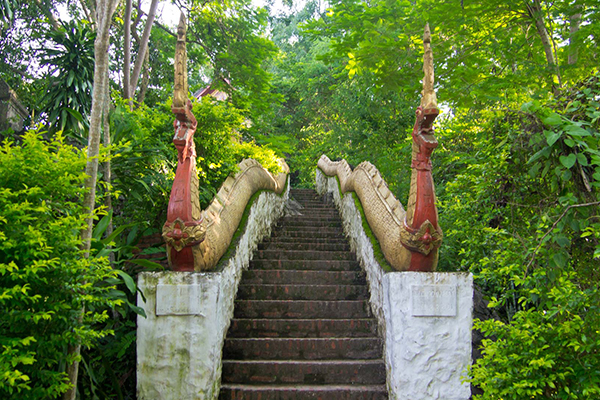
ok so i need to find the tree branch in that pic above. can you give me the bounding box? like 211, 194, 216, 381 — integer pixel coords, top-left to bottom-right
129, 0, 159, 98
33, 0, 60, 31
525, 201, 600, 273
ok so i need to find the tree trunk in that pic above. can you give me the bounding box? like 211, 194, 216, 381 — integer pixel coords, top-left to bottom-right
63, 1, 120, 399
103, 67, 114, 264
136, 46, 150, 105
129, 0, 159, 96
568, 6, 582, 65
525, 0, 561, 86
123, 0, 132, 101
527, 0, 555, 65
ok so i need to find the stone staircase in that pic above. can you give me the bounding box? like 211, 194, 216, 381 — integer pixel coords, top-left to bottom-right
219, 189, 388, 399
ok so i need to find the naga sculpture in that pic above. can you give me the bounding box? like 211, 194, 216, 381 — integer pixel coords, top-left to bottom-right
162, 13, 289, 271
318, 24, 442, 272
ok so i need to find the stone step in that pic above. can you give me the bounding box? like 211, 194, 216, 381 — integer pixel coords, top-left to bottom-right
241, 270, 366, 285
226, 318, 378, 338
237, 284, 368, 301
293, 197, 335, 208
221, 359, 386, 385
258, 242, 350, 252
271, 230, 346, 239
293, 206, 335, 211
262, 237, 349, 245
280, 215, 340, 222
294, 201, 330, 206
290, 195, 325, 200
234, 300, 371, 319
288, 210, 339, 215
277, 219, 342, 228
273, 225, 344, 234
290, 189, 320, 195
249, 259, 360, 271
255, 250, 355, 261
223, 338, 383, 360
219, 384, 388, 400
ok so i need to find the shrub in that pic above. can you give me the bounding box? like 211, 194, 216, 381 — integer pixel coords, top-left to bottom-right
0, 130, 119, 398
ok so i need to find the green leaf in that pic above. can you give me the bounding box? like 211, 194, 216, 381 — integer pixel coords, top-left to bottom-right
560, 154, 577, 169
93, 211, 112, 240
544, 130, 561, 146
126, 300, 147, 318
552, 252, 568, 268
101, 223, 136, 246
528, 147, 552, 164
553, 235, 570, 248
542, 113, 562, 126
576, 153, 588, 166
115, 270, 136, 294
127, 259, 165, 271
564, 125, 590, 137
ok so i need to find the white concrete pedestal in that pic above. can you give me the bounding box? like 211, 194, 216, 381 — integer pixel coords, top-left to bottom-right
316, 171, 473, 400
137, 272, 225, 399
384, 272, 473, 400
136, 188, 288, 399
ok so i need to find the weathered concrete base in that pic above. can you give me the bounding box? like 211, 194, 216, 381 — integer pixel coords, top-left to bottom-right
316, 170, 472, 400
384, 272, 472, 400
137, 186, 288, 399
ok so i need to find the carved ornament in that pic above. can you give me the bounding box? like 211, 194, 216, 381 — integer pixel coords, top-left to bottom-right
162, 218, 206, 252
400, 220, 443, 256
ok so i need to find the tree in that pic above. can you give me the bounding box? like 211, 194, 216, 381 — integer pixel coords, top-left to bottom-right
122, 0, 159, 106
69, 1, 121, 398
307, 0, 600, 108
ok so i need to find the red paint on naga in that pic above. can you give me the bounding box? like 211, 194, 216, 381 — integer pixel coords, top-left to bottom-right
406, 106, 442, 272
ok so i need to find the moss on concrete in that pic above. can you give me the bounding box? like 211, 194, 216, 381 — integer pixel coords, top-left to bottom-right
350, 192, 394, 273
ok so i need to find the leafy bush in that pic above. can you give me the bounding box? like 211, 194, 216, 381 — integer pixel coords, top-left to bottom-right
0, 130, 119, 398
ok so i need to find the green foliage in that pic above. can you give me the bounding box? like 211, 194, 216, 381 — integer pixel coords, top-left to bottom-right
39, 20, 95, 138
109, 99, 175, 231
262, 6, 416, 190
471, 274, 600, 399
307, 0, 600, 108
0, 0, 17, 27
0, 130, 120, 398
186, 0, 278, 116
109, 95, 283, 233
190, 97, 282, 207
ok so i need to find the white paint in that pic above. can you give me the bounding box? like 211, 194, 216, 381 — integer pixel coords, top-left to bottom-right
156, 284, 208, 316
316, 170, 473, 400
384, 272, 472, 400
137, 184, 288, 400
411, 285, 457, 317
